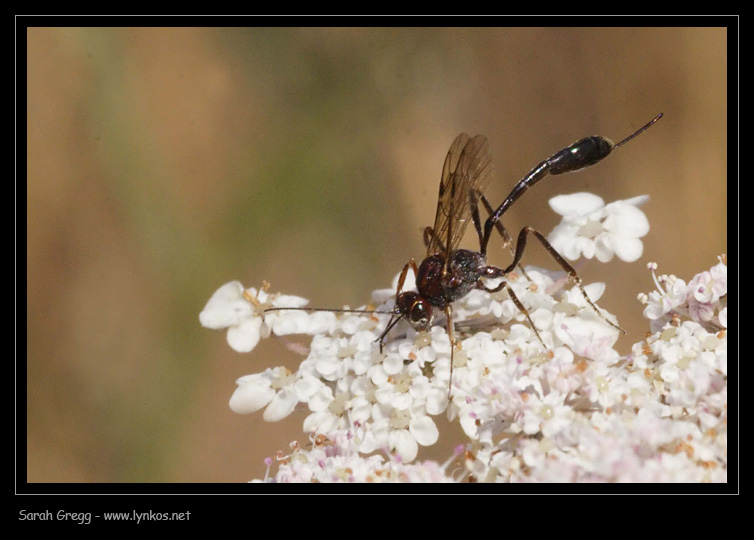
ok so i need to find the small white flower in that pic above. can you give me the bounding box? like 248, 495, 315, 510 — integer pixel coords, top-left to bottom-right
199, 281, 317, 353
199, 281, 262, 352
520, 390, 573, 438
548, 193, 650, 263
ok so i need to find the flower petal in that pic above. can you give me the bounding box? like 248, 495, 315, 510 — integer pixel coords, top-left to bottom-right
603, 202, 650, 238
229, 377, 275, 414
612, 236, 644, 263
549, 192, 605, 217
226, 317, 263, 352
409, 415, 439, 446
390, 429, 419, 462
263, 389, 299, 422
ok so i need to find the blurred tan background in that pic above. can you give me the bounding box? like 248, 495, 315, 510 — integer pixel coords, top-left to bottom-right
26, 27, 727, 483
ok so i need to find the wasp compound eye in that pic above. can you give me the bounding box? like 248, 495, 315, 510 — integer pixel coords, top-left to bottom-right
409, 299, 432, 330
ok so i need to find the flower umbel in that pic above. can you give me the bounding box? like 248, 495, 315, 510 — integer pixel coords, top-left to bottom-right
200, 196, 727, 483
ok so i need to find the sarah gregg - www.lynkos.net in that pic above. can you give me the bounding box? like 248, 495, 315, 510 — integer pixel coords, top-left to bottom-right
19, 509, 191, 525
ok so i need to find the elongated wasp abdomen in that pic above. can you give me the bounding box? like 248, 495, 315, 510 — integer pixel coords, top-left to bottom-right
547, 136, 614, 174
480, 113, 663, 255
548, 113, 663, 175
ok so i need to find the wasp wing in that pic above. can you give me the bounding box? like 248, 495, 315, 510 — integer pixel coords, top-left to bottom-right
426, 133, 494, 260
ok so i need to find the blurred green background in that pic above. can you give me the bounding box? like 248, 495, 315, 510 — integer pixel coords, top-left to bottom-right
26, 27, 727, 482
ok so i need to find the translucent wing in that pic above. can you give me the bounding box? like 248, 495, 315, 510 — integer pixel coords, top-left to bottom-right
426, 133, 494, 259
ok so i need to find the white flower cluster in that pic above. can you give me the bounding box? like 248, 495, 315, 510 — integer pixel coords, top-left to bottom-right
252, 431, 458, 483
548, 193, 650, 263
639, 256, 727, 333
199, 195, 728, 483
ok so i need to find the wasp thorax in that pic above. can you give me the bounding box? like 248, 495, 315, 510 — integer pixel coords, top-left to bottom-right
442, 249, 486, 302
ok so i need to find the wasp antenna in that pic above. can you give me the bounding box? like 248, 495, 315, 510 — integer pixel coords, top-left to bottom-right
263, 306, 397, 316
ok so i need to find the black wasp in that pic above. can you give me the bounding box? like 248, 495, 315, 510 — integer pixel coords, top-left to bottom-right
268, 113, 663, 395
